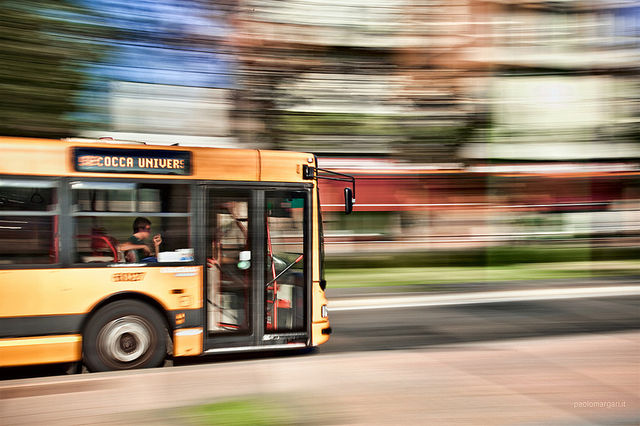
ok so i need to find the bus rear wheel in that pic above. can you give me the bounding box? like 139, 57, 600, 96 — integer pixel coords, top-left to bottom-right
83, 300, 167, 372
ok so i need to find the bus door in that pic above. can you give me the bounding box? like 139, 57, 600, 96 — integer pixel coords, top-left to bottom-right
204, 187, 310, 351
263, 190, 309, 341
205, 187, 256, 348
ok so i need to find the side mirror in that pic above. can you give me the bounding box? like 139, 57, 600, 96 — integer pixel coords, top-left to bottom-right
344, 187, 354, 215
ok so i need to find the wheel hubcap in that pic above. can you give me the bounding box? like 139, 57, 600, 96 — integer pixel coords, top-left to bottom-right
99, 316, 152, 363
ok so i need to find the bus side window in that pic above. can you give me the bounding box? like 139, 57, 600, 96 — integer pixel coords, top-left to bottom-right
0, 179, 58, 265
71, 182, 192, 264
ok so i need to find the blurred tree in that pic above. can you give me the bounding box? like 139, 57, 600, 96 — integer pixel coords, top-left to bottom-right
0, 1, 106, 137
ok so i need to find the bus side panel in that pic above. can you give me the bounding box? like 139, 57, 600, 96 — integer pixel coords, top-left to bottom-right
0, 267, 203, 366
194, 148, 259, 181
0, 137, 67, 177
0, 335, 81, 367
259, 151, 313, 182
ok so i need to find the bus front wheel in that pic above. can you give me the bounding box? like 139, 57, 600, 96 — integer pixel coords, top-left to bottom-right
83, 300, 167, 372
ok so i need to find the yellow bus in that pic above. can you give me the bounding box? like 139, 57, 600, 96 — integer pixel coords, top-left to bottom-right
0, 137, 354, 372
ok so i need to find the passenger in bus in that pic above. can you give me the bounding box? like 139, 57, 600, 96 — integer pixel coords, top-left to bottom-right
119, 217, 162, 263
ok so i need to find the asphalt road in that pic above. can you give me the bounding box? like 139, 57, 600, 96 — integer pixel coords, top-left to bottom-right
321, 295, 640, 353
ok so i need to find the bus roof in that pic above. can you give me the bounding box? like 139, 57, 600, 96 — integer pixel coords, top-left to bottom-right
0, 137, 316, 183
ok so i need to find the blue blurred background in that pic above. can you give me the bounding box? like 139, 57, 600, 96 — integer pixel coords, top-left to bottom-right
1, 0, 639, 277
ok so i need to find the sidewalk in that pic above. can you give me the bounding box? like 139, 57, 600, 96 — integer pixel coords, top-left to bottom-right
1, 332, 638, 425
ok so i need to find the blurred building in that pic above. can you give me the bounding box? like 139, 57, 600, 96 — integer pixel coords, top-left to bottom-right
67, 0, 639, 163
230, 0, 479, 159
230, 0, 640, 161
77, 0, 238, 147
463, 0, 640, 161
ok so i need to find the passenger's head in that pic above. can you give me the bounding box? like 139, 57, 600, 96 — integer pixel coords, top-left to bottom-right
133, 217, 152, 235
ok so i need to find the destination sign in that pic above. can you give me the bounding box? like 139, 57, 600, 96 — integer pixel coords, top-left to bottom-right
73, 147, 192, 175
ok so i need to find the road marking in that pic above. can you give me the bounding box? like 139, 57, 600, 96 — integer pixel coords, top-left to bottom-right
328, 286, 640, 311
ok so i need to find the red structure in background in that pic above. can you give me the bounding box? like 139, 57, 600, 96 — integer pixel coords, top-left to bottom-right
318, 158, 640, 214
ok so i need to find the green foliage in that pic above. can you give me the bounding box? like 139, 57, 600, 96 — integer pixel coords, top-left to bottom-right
0, 1, 107, 136
277, 112, 397, 136
398, 124, 469, 142
277, 112, 472, 140
182, 399, 297, 426
326, 211, 395, 235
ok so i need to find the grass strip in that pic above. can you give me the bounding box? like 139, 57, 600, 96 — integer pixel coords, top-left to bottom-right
180, 398, 296, 426
325, 261, 640, 288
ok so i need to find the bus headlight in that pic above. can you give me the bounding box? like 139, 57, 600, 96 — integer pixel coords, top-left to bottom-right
321, 304, 328, 318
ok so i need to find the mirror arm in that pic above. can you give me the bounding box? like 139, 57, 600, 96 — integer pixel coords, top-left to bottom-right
304, 165, 356, 213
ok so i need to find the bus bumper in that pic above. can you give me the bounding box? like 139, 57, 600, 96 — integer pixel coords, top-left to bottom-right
173, 328, 203, 357
311, 321, 332, 346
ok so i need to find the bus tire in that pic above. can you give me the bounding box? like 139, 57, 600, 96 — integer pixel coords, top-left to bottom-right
83, 300, 167, 372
